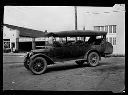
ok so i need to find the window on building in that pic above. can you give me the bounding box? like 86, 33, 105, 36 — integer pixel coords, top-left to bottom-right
3, 41, 10, 48
3, 39, 10, 48
106, 37, 108, 42
109, 25, 112, 33
101, 26, 104, 31
97, 26, 100, 31
94, 26, 96, 31
109, 37, 112, 44
113, 37, 116, 45
105, 26, 108, 32
94, 26, 100, 31
113, 25, 116, 33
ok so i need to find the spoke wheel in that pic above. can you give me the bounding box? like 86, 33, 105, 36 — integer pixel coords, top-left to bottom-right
29, 57, 47, 75
87, 52, 99, 67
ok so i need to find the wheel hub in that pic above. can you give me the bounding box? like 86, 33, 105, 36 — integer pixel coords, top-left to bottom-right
91, 55, 97, 63
37, 63, 41, 67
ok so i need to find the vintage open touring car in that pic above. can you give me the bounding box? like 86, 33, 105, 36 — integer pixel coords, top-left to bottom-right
24, 30, 113, 75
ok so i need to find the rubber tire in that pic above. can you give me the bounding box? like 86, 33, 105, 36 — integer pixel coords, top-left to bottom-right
87, 52, 99, 67
24, 58, 30, 70
29, 57, 47, 75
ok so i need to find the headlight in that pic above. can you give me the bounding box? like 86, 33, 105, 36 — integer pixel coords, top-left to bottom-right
29, 51, 33, 57
24, 52, 29, 58
24, 52, 33, 58
26, 52, 29, 55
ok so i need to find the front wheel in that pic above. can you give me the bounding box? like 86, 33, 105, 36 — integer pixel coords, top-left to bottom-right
29, 57, 47, 75
87, 52, 100, 67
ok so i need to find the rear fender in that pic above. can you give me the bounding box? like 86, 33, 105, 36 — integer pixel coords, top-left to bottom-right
104, 42, 113, 54
30, 53, 54, 65
84, 50, 101, 61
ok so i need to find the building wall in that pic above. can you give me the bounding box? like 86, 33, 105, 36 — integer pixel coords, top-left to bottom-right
94, 25, 117, 54
91, 12, 125, 55
3, 26, 47, 52
3, 26, 19, 51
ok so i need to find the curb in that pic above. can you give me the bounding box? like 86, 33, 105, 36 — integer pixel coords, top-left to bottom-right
3, 63, 24, 68
3, 53, 26, 56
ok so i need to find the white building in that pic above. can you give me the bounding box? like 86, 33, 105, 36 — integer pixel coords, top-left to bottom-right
77, 4, 125, 54
3, 24, 46, 52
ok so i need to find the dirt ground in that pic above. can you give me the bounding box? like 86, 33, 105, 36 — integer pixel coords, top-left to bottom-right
3, 57, 125, 93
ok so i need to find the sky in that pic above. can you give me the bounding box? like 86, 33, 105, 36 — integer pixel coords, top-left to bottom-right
4, 4, 125, 32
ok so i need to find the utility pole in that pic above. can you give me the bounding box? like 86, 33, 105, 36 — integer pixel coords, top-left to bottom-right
74, 6, 77, 41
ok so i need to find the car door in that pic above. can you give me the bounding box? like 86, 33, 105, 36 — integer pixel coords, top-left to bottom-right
62, 45, 72, 58
52, 41, 63, 58
70, 41, 86, 58
53, 47, 63, 58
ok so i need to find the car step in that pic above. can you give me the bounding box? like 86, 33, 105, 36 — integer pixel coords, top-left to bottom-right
75, 59, 87, 62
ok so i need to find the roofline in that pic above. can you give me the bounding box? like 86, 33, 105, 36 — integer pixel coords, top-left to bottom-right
3, 24, 43, 32
3, 24, 45, 38
46, 30, 107, 37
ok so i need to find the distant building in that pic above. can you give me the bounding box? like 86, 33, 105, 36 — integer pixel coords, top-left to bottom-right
3, 24, 46, 52
92, 8, 125, 55
94, 25, 117, 54
77, 4, 125, 55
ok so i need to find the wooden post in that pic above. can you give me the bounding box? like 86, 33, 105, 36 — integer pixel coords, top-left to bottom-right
74, 6, 77, 41
84, 37, 86, 42
66, 37, 67, 42
32, 38, 35, 50
16, 38, 19, 51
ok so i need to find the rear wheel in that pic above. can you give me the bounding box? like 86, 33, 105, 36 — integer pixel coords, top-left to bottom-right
87, 52, 99, 67
29, 57, 47, 75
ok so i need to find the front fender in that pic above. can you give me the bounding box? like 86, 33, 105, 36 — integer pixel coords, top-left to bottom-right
30, 53, 54, 65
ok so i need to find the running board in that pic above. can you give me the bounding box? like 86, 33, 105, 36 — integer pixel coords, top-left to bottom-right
75, 59, 87, 63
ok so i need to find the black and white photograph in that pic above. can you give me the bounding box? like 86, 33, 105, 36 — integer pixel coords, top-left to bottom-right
3, 5, 125, 93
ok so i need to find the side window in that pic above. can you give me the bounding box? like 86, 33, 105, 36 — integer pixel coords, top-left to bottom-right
85, 37, 90, 41
53, 41, 62, 47
94, 36, 103, 45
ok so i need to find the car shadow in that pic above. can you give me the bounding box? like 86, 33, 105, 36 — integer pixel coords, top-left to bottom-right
98, 62, 112, 66
45, 63, 89, 73
45, 61, 125, 74
93, 62, 125, 72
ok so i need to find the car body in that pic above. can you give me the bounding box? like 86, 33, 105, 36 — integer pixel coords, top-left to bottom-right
24, 30, 113, 75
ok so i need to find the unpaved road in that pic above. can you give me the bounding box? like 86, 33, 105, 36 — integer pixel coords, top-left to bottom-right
3, 56, 125, 93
